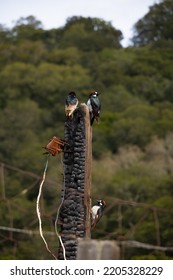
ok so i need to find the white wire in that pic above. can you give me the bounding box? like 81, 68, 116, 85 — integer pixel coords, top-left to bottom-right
36, 155, 57, 260
54, 153, 66, 260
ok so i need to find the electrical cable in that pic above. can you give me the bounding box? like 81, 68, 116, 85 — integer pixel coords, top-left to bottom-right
36, 154, 57, 260
54, 153, 66, 260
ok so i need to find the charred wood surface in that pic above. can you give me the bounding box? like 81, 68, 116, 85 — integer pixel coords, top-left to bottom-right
57, 104, 92, 260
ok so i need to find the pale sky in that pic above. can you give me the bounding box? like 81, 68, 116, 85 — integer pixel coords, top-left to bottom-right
0, 0, 158, 46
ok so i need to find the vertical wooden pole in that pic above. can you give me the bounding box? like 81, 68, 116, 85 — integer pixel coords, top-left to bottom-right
57, 104, 92, 259
83, 104, 92, 238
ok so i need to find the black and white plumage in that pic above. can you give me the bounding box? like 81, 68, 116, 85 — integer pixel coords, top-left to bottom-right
65, 91, 78, 118
91, 200, 106, 229
87, 91, 101, 125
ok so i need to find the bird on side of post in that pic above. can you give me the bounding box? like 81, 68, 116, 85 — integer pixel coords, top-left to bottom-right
87, 91, 101, 125
91, 199, 106, 229
65, 91, 79, 118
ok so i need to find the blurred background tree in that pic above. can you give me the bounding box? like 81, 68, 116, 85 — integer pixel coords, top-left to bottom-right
0, 0, 173, 259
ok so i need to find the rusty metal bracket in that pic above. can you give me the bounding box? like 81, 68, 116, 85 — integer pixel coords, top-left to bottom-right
43, 136, 68, 156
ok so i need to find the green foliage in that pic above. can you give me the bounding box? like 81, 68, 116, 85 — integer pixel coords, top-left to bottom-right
61, 16, 123, 51
1, 10, 173, 260
11, 16, 44, 41
47, 47, 82, 65
0, 62, 36, 103
132, 0, 173, 46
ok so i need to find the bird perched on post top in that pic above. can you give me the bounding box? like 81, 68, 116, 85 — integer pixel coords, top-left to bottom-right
65, 91, 78, 118
91, 199, 106, 229
87, 91, 101, 125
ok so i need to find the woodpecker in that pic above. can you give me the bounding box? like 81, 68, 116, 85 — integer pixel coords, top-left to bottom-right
65, 91, 78, 118
91, 199, 106, 229
87, 91, 101, 125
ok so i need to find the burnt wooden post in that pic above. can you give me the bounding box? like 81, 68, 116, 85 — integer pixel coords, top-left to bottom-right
57, 103, 92, 260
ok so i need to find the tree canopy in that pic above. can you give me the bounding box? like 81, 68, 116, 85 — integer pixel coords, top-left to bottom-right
132, 0, 173, 46
0, 7, 173, 260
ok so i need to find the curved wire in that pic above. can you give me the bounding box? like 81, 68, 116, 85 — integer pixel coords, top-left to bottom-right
54, 153, 66, 260
36, 154, 57, 260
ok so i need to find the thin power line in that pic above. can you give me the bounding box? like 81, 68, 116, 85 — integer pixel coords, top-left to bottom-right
1, 162, 40, 179
1, 226, 173, 253
120, 240, 173, 252
0, 226, 55, 236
